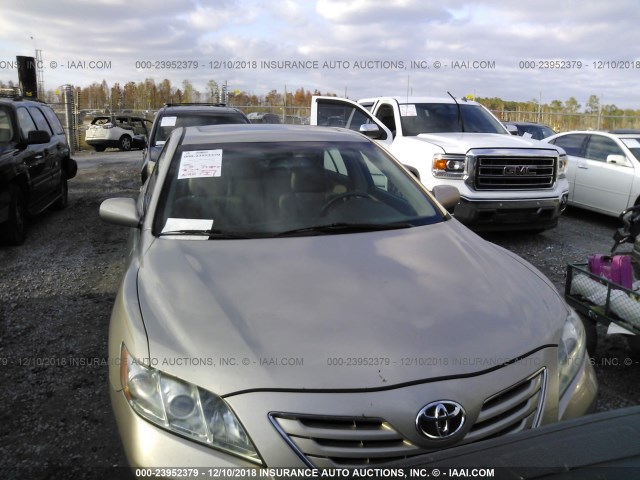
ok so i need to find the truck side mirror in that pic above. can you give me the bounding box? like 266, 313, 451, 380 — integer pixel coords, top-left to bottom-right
359, 123, 384, 139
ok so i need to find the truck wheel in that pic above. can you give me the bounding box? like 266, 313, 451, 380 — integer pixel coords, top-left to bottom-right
1, 185, 27, 245
119, 135, 132, 151
52, 171, 68, 210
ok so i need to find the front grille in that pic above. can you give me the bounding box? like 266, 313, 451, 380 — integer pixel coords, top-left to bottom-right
271, 369, 546, 468
475, 156, 555, 190
466, 368, 546, 442
270, 415, 423, 468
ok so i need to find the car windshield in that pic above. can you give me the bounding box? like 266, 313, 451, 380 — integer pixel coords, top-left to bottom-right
514, 124, 555, 140
399, 103, 507, 135
153, 140, 444, 238
621, 137, 640, 161
0, 106, 13, 143
153, 114, 248, 145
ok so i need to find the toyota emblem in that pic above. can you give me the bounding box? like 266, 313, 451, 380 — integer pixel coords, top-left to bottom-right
416, 401, 465, 439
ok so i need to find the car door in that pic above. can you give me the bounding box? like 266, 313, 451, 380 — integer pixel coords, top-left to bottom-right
16, 106, 55, 208
310, 96, 392, 147
28, 105, 62, 196
572, 134, 635, 215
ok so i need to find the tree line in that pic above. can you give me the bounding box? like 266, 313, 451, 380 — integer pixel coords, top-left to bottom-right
1, 77, 638, 130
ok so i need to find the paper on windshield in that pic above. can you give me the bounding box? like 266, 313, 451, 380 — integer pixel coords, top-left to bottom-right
160, 116, 177, 127
178, 150, 223, 179
161, 218, 213, 240
399, 104, 417, 117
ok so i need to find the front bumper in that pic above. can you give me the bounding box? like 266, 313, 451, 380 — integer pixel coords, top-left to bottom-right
454, 194, 569, 232
110, 347, 596, 475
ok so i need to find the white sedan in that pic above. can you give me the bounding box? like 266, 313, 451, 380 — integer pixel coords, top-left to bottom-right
544, 130, 640, 216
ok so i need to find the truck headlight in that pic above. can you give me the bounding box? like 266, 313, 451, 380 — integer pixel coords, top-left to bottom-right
120, 344, 261, 464
432, 154, 466, 179
558, 154, 568, 178
558, 309, 586, 396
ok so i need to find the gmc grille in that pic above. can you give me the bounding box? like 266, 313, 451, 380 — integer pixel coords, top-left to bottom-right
475, 156, 556, 190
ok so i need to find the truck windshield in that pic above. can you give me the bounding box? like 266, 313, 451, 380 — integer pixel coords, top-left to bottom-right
399, 103, 507, 135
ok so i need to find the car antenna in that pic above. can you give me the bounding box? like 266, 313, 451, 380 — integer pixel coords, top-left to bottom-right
447, 91, 465, 132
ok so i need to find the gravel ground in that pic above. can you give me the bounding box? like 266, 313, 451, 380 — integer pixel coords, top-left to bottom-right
0, 150, 638, 478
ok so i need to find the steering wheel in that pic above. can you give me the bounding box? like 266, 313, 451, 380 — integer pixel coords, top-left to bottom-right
320, 191, 373, 216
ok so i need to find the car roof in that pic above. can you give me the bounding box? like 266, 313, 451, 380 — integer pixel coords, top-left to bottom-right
158, 103, 245, 115
505, 122, 550, 127
551, 130, 640, 139
0, 96, 48, 107
359, 96, 481, 105
93, 114, 147, 120
179, 124, 370, 145
609, 129, 640, 135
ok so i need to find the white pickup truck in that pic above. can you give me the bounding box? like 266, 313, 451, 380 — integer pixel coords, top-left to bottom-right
311, 96, 570, 232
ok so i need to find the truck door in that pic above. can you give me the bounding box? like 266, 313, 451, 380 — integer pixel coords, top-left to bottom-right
310, 96, 392, 148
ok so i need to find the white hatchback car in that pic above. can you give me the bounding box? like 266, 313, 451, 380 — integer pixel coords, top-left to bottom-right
85, 114, 151, 152
545, 130, 640, 216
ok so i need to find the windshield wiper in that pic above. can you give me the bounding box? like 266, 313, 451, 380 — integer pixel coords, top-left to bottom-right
160, 229, 255, 239
276, 222, 413, 237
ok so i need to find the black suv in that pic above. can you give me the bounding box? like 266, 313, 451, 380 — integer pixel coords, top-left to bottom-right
0, 92, 77, 245
140, 103, 250, 183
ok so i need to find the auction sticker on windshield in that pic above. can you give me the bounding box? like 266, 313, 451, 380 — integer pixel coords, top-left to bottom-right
178, 150, 223, 179
160, 116, 177, 127
399, 104, 417, 116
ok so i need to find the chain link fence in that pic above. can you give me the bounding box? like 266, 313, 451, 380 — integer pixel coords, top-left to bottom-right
490, 110, 640, 132
55, 99, 640, 152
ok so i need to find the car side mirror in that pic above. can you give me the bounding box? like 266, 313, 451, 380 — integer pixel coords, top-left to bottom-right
359, 123, 384, 139
504, 124, 518, 135
432, 185, 460, 210
27, 130, 51, 144
134, 134, 148, 148
99, 198, 140, 228
607, 154, 628, 166
403, 165, 420, 180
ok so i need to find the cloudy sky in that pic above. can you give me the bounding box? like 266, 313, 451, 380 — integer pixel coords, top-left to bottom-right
1, 0, 639, 109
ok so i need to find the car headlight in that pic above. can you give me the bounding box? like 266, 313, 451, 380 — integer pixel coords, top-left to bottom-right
432, 154, 466, 179
120, 344, 261, 464
558, 308, 586, 396
558, 154, 568, 178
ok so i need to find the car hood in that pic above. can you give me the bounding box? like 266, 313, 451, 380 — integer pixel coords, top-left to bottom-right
136, 220, 565, 395
413, 132, 560, 154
